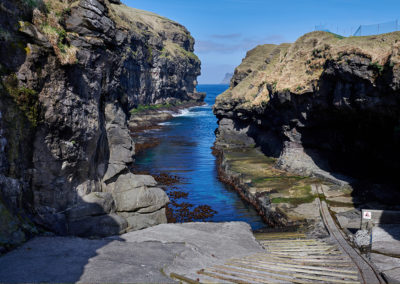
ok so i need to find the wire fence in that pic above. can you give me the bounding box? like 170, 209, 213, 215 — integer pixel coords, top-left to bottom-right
353, 20, 398, 36
315, 20, 400, 37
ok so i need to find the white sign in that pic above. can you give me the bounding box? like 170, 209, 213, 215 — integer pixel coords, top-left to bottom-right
363, 211, 372, 220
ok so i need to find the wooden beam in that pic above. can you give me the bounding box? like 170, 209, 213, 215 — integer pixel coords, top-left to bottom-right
228, 260, 359, 280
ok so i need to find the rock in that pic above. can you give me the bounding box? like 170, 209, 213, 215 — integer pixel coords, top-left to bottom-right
113, 185, 169, 213
18, 21, 51, 48
354, 229, 371, 248
120, 208, 167, 230
336, 209, 361, 230
0, 0, 202, 240
109, 173, 157, 193
371, 253, 400, 284
372, 225, 400, 256
66, 192, 115, 221
214, 31, 400, 228
68, 214, 128, 237
0, 200, 26, 247
0, 222, 263, 283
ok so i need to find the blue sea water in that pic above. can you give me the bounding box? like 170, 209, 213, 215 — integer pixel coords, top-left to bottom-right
134, 84, 266, 230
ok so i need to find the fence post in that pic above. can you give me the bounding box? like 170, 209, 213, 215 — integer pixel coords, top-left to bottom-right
397, 19, 399, 31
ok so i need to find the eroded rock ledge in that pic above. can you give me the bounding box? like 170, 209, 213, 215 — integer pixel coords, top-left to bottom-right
0, 0, 203, 248
214, 31, 400, 229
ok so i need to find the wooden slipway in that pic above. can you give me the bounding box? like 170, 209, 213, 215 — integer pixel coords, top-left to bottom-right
171, 185, 385, 284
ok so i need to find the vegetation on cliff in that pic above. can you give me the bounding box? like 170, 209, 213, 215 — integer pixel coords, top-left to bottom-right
216, 31, 400, 110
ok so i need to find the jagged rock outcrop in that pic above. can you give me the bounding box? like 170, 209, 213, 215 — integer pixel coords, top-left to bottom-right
214, 31, 400, 226
0, 0, 202, 247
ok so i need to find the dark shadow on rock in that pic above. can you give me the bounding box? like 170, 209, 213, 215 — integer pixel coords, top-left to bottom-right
0, 236, 122, 283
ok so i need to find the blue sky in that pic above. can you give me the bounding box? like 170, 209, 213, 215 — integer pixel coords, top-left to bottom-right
122, 0, 400, 84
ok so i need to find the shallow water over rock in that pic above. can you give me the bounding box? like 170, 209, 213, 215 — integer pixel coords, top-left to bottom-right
134, 85, 266, 230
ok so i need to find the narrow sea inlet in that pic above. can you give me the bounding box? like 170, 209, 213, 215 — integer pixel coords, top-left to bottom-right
133, 85, 266, 230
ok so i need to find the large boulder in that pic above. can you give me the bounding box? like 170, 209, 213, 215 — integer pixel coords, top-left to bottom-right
111, 173, 169, 213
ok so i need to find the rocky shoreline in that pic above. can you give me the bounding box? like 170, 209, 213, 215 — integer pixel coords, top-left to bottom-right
129, 97, 205, 131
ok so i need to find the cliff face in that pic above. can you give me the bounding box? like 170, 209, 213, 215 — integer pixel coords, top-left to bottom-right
214, 31, 400, 226
0, 0, 202, 247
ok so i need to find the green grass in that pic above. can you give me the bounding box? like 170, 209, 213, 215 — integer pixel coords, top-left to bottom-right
2, 74, 40, 127
329, 32, 345, 39
130, 103, 172, 114
253, 176, 306, 184
270, 185, 315, 205
270, 195, 316, 206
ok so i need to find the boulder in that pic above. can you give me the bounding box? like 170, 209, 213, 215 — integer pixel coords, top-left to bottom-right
68, 214, 128, 237
66, 192, 114, 221
354, 229, 371, 249
108, 173, 157, 193
113, 186, 169, 213
119, 209, 167, 230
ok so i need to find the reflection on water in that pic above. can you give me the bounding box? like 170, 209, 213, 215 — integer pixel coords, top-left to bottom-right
134, 84, 266, 230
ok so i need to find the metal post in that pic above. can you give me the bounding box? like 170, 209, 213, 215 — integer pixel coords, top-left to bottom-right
378, 24, 380, 34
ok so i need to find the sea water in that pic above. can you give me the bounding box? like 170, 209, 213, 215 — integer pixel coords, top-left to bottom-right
134, 84, 266, 230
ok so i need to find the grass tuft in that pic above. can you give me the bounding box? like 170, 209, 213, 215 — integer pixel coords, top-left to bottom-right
130, 103, 173, 114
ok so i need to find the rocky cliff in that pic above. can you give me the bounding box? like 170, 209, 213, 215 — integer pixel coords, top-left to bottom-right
214, 31, 400, 227
0, 0, 202, 249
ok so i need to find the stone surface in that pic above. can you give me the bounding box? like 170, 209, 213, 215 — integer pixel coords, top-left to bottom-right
113, 186, 169, 213
354, 229, 371, 248
0, 222, 263, 283
120, 208, 168, 230
68, 214, 128, 237
372, 225, 400, 256
371, 253, 400, 284
336, 209, 361, 230
66, 192, 115, 221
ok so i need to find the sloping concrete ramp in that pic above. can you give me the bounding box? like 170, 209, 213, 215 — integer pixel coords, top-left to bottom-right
175, 233, 361, 284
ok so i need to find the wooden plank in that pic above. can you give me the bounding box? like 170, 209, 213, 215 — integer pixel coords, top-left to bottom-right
170, 273, 201, 284
234, 259, 358, 274
210, 266, 312, 284
223, 263, 360, 284
242, 257, 355, 267
259, 239, 318, 242
266, 248, 338, 252
254, 233, 306, 237
263, 243, 332, 247
206, 268, 284, 284
244, 253, 350, 260
259, 241, 323, 245
228, 260, 359, 280
268, 251, 342, 256
197, 270, 247, 284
